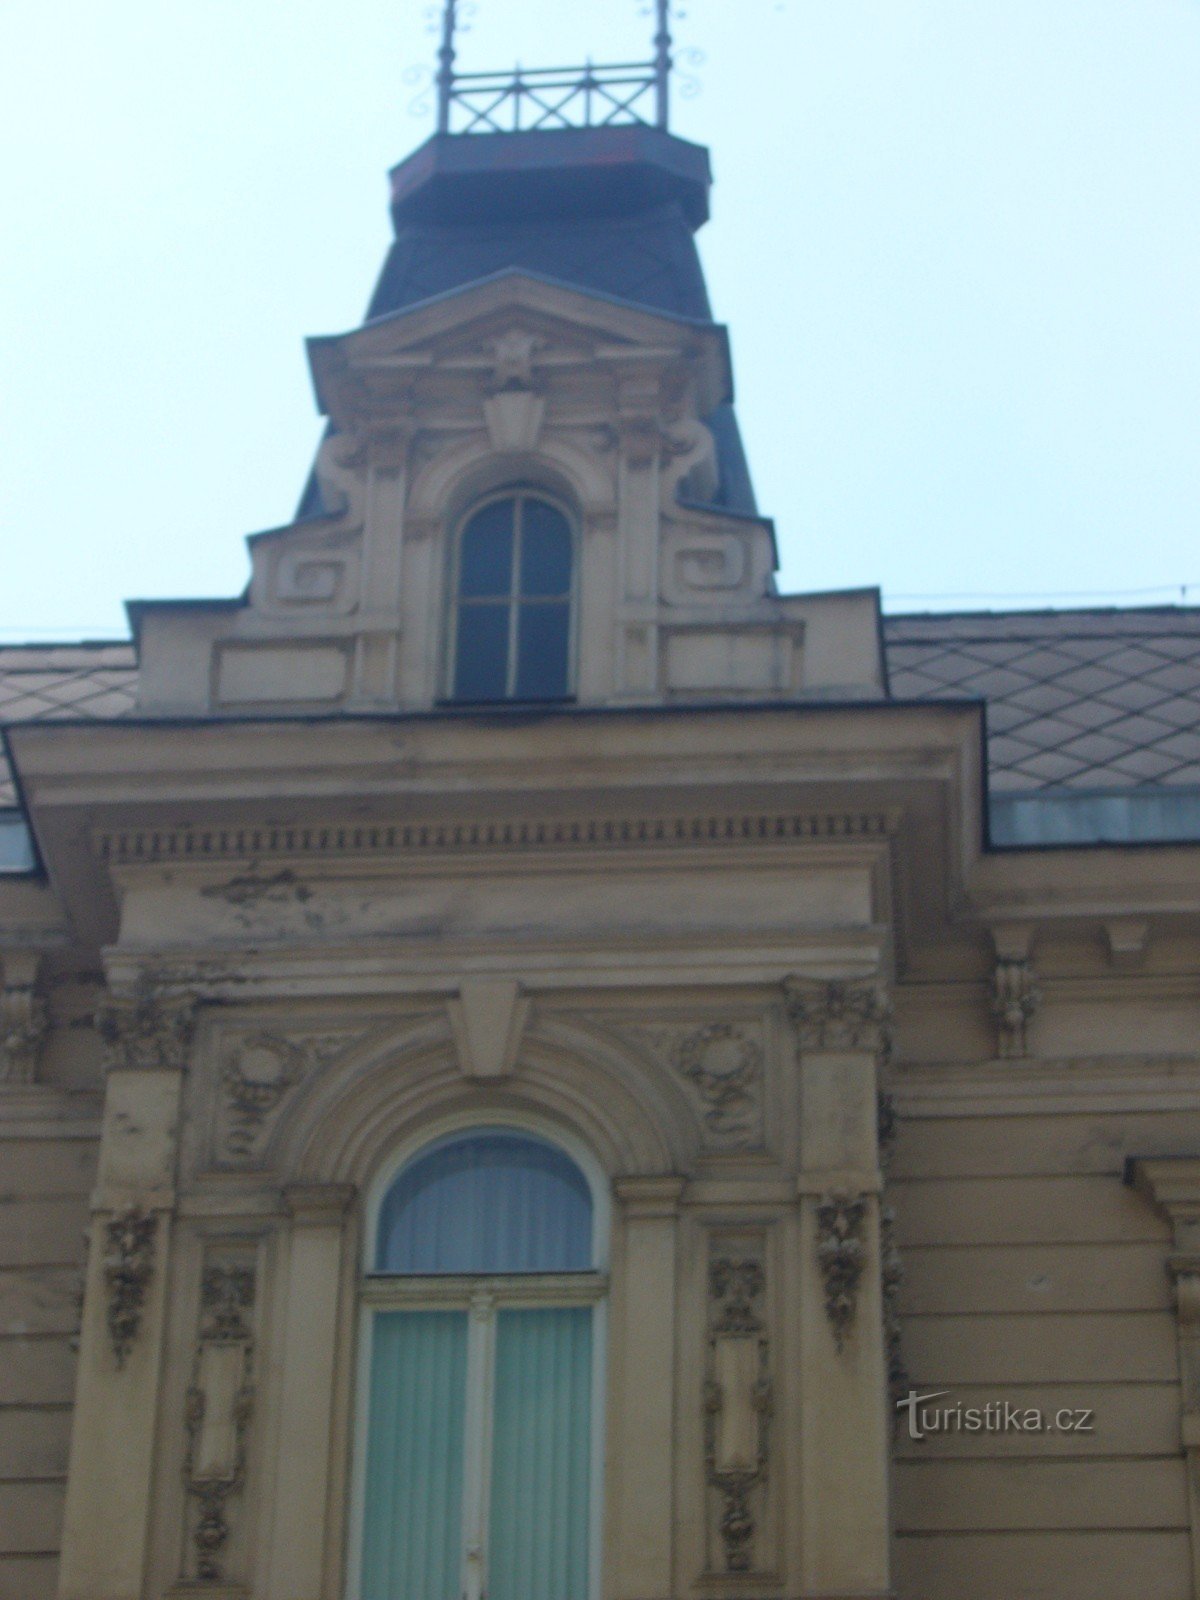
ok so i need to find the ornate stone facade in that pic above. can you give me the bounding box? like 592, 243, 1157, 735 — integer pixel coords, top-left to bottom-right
0, 43, 1197, 1600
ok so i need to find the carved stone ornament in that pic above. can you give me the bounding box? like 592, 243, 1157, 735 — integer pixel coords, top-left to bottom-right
991, 956, 1040, 1058
103, 1207, 157, 1368
95, 983, 196, 1073
216, 1029, 360, 1164
624, 1019, 765, 1150
705, 1246, 773, 1574
783, 975, 892, 1059
880, 1202, 907, 1407
875, 1092, 907, 1407
815, 1193, 868, 1351
676, 1023, 763, 1147
184, 1258, 257, 1584
0, 983, 49, 1086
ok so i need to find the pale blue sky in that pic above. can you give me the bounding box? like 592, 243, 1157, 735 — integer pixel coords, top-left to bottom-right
4, 1, 1200, 638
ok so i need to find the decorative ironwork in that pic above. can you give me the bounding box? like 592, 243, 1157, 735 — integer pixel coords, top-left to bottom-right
434, 0, 680, 135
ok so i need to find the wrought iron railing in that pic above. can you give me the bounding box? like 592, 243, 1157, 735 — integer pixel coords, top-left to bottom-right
442, 60, 665, 135
433, 0, 674, 135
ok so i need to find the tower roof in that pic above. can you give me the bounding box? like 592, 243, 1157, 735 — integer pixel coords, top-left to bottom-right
298, 16, 757, 521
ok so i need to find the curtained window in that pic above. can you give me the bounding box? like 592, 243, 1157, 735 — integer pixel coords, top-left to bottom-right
358, 1129, 603, 1600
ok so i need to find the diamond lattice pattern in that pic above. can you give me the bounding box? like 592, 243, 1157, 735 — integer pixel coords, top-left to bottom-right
885, 611, 1200, 793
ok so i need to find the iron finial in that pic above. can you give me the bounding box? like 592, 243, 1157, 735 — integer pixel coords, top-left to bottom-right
436, 0, 458, 133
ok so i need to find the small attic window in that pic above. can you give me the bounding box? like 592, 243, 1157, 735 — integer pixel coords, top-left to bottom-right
449, 491, 575, 703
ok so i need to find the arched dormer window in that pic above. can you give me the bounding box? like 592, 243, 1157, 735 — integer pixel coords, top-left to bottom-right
356, 1128, 604, 1600
449, 491, 575, 703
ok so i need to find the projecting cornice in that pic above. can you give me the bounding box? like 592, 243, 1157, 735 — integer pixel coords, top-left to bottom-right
94, 806, 895, 871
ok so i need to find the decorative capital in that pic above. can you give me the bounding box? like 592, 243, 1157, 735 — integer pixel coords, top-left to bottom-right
613, 1174, 686, 1219
282, 1181, 357, 1225
782, 975, 892, 1058
991, 956, 1039, 1059
95, 982, 197, 1073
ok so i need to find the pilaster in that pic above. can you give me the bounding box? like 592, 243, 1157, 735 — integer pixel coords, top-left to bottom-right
58, 981, 197, 1600
261, 1181, 357, 1600
784, 973, 894, 1600
608, 1174, 686, 1599
1130, 1157, 1200, 1599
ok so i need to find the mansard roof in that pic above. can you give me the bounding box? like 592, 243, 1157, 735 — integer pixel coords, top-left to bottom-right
298, 126, 757, 521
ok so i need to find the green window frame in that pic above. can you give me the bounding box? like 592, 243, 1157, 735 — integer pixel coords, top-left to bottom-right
354, 1131, 606, 1600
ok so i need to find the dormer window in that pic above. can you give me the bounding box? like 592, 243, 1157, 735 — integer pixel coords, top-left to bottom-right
449, 491, 575, 703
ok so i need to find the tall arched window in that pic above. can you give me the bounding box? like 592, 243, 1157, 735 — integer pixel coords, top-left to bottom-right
449, 492, 575, 703
357, 1128, 604, 1600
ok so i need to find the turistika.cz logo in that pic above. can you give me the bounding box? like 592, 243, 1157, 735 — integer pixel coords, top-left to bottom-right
896, 1390, 1095, 1442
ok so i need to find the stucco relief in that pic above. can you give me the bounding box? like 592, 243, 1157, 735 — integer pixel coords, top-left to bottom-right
212, 1027, 367, 1167
782, 974, 892, 1058
815, 1193, 868, 1351
704, 1236, 773, 1574
992, 955, 1040, 1058
0, 966, 48, 1085
103, 1206, 157, 1368
877, 1090, 908, 1407
617, 1018, 765, 1150
182, 1254, 257, 1585
95, 982, 197, 1073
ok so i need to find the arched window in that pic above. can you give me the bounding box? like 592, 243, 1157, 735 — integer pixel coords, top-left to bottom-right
357, 1129, 604, 1600
449, 492, 575, 703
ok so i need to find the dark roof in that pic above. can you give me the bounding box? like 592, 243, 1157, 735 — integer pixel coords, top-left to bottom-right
367, 202, 712, 325
4, 612, 1198, 824
298, 128, 758, 521
885, 607, 1200, 793
0, 644, 138, 806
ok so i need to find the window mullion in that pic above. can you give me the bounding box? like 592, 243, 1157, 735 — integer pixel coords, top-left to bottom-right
507, 497, 523, 698
461, 1288, 497, 1600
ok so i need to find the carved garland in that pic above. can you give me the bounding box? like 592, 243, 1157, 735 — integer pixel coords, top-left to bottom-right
216, 1028, 363, 1164
815, 1194, 867, 1351
674, 1023, 763, 1147
704, 1249, 773, 1574
183, 1261, 257, 1584
877, 1090, 908, 1406
103, 1207, 157, 1368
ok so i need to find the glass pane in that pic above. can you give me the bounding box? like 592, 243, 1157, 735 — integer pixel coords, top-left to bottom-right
453, 603, 509, 702
519, 500, 573, 597
376, 1130, 593, 1274
361, 1310, 468, 1600
459, 501, 515, 597
515, 603, 570, 701
489, 1308, 593, 1600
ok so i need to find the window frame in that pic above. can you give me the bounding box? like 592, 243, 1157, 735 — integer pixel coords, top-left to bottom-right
347, 1121, 609, 1600
443, 487, 580, 706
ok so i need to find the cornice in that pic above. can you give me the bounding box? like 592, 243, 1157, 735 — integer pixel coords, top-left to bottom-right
95, 807, 894, 870
102, 928, 891, 1003
892, 1054, 1200, 1116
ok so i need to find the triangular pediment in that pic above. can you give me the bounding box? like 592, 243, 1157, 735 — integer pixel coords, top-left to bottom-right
307, 270, 730, 425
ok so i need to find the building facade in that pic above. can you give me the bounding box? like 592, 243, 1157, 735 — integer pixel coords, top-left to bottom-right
3, 36, 1200, 1600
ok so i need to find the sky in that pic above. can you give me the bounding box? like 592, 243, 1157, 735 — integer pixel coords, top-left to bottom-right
3, 0, 1200, 640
